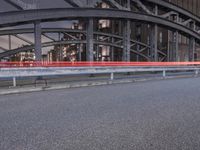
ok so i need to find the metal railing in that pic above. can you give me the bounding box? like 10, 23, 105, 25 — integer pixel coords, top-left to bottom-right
0, 62, 200, 87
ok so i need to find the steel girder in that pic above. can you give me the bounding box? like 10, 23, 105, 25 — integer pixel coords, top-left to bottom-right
0, 29, 153, 60
0, 28, 149, 47
0, 8, 199, 40
1, 0, 200, 61
145, 0, 200, 23
0, 40, 151, 60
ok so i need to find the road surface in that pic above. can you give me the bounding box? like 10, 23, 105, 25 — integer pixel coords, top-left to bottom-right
1, 77, 200, 150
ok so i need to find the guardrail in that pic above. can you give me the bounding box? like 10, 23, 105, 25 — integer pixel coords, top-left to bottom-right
0, 62, 200, 87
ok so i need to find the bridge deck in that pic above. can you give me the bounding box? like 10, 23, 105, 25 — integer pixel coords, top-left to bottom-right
0, 77, 200, 149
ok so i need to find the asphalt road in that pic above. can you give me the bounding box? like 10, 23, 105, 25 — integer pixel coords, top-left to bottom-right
1, 78, 200, 150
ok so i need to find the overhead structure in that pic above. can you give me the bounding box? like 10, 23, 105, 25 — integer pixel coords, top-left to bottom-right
0, 0, 200, 62
3, 0, 37, 10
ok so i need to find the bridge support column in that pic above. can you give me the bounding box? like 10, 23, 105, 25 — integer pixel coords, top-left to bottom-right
78, 44, 82, 61
110, 37, 114, 61
123, 20, 131, 62
189, 37, 195, 61
86, 18, 94, 62
188, 22, 196, 62
172, 31, 179, 62
172, 14, 179, 62
34, 21, 42, 61
150, 24, 158, 62
110, 22, 115, 61
8, 35, 11, 50
150, 5, 159, 62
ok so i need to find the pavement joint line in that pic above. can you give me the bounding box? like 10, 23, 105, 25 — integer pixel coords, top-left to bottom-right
0, 75, 199, 96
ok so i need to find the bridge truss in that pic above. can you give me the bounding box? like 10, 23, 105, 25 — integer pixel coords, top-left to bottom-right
0, 0, 200, 62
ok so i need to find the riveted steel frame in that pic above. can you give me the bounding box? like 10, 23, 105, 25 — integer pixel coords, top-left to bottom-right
1, 0, 200, 62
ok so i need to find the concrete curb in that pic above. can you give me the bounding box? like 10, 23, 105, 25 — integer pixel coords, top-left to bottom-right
0, 75, 197, 95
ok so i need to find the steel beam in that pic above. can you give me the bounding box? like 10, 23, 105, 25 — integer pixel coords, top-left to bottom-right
86, 18, 94, 61
111, 37, 114, 61
0, 39, 151, 60
145, 0, 200, 23
34, 21, 42, 61
189, 22, 196, 61
4, 0, 37, 10
149, 5, 158, 62
78, 44, 82, 61
13, 34, 33, 44
160, 11, 177, 18
103, 0, 127, 10
150, 24, 158, 61
0, 40, 86, 59
132, 0, 153, 14
0, 8, 199, 41
87, 0, 93, 7
123, 20, 131, 61
154, 24, 158, 61
42, 33, 55, 41
3, 0, 24, 10
8, 35, 11, 50
0, 47, 7, 52
127, 0, 131, 10
189, 37, 195, 61
171, 31, 179, 62
63, 0, 80, 7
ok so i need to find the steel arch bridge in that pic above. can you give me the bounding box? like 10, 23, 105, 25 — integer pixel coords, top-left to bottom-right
0, 0, 200, 62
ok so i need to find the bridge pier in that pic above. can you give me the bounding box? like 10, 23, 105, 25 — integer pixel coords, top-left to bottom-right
34, 21, 42, 61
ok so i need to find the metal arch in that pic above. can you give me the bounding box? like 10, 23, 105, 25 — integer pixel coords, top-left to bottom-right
0, 39, 151, 61
0, 40, 86, 59
1, 0, 200, 62
94, 41, 150, 60
0, 28, 149, 47
145, 0, 200, 23
0, 28, 152, 60
0, 8, 199, 41
0, 28, 169, 61
0, 28, 85, 36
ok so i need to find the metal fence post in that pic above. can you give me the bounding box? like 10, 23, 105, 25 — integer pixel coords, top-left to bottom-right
13, 77, 16, 87
111, 73, 114, 80
195, 69, 199, 76
163, 70, 166, 78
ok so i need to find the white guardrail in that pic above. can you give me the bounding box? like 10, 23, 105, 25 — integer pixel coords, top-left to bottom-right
0, 66, 199, 87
